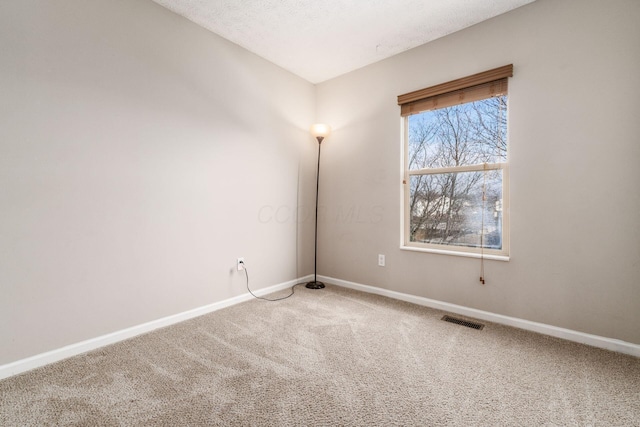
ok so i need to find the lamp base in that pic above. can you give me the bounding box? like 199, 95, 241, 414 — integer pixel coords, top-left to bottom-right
305, 281, 325, 289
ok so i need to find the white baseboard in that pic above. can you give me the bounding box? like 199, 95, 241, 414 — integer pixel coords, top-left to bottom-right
0, 275, 312, 380
3, 273, 637, 380
320, 275, 640, 358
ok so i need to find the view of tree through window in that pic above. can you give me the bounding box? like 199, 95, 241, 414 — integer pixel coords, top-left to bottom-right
407, 95, 507, 251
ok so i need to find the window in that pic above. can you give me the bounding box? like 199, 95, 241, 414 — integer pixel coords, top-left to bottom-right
398, 65, 512, 259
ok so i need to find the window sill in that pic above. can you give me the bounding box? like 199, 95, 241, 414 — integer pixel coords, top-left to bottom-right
400, 245, 510, 262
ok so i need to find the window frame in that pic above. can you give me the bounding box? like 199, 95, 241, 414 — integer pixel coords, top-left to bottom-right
398, 66, 512, 261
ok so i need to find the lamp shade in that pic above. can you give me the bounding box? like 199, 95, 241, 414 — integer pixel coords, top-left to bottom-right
310, 123, 331, 139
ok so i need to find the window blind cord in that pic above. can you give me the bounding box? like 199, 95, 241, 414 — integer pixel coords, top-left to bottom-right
480, 164, 487, 285
240, 261, 298, 301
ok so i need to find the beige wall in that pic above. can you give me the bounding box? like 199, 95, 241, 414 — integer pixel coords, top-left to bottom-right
316, 0, 640, 344
0, 0, 316, 364
2, 0, 639, 368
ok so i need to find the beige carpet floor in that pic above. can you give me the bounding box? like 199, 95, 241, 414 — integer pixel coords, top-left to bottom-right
1, 284, 639, 426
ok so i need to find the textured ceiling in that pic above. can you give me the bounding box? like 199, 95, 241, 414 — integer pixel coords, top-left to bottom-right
151, 0, 535, 83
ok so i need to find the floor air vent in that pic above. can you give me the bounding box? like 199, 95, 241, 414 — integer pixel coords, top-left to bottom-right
441, 315, 485, 330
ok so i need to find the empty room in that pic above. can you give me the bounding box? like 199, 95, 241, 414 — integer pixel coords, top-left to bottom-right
1, 0, 639, 425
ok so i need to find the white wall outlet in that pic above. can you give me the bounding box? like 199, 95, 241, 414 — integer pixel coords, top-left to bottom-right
378, 254, 385, 267
237, 257, 245, 271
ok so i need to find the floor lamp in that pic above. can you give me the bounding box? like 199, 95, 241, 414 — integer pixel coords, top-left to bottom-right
306, 123, 331, 289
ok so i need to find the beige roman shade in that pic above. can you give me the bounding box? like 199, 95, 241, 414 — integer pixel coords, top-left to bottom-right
398, 64, 513, 117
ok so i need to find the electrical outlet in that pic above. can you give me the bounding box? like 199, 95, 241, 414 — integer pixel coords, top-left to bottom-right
378, 254, 385, 267
237, 257, 245, 271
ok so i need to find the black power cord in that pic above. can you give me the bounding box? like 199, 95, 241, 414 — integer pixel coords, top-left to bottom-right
240, 260, 300, 301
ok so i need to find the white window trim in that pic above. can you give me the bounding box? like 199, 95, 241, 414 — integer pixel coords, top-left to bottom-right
399, 244, 510, 262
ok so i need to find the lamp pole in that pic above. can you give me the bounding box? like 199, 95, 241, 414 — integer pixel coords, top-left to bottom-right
306, 124, 331, 289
